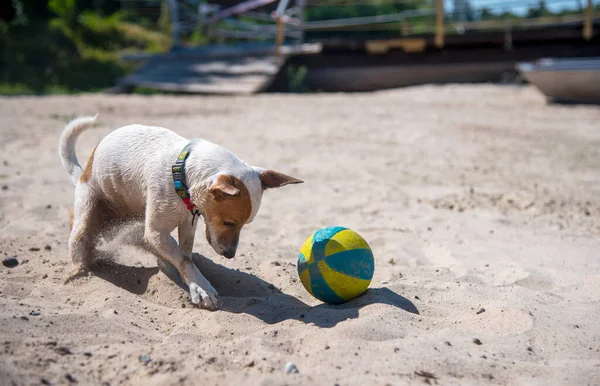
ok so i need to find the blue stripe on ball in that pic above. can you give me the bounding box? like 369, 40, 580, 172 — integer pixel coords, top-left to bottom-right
313, 226, 347, 245
324, 249, 374, 280
298, 253, 308, 272
308, 262, 344, 304
311, 226, 347, 263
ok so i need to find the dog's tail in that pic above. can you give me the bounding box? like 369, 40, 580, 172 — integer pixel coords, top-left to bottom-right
58, 115, 98, 184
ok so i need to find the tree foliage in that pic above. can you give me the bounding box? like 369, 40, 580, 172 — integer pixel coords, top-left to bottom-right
0, 0, 169, 94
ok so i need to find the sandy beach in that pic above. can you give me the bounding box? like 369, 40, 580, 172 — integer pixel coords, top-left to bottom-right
0, 84, 599, 385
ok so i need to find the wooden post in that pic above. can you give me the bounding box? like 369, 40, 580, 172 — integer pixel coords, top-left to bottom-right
275, 17, 285, 58
435, 0, 445, 48
274, 0, 290, 56
583, 0, 593, 40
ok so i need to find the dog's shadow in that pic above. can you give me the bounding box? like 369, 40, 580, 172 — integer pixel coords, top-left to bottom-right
89, 250, 159, 295
91, 251, 419, 328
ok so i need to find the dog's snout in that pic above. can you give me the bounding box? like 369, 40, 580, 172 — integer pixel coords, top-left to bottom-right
223, 248, 236, 259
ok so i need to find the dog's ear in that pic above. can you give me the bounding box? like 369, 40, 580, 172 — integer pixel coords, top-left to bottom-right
256, 168, 303, 190
209, 175, 240, 198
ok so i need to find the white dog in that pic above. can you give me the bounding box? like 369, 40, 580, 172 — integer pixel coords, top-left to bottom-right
59, 116, 302, 310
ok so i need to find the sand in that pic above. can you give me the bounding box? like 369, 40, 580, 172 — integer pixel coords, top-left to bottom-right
0, 85, 599, 386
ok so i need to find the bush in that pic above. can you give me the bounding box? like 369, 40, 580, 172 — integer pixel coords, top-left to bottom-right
0, 2, 170, 94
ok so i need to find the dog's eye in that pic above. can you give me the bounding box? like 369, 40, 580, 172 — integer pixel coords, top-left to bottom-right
223, 221, 236, 228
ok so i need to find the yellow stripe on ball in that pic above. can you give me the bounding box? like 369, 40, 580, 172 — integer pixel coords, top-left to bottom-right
318, 260, 371, 301
325, 229, 371, 257
298, 266, 313, 296
299, 233, 315, 264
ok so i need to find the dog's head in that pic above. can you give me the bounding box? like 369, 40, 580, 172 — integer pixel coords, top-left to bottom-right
193, 169, 302, 258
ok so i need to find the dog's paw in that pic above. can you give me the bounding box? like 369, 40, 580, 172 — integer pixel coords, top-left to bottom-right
189, 282, 219, 310
63, 265, 90, 284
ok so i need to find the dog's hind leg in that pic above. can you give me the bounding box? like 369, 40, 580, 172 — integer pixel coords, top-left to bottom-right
64, 186, 103, 283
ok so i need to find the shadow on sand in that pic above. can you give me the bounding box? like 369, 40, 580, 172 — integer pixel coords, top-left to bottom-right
89, 250, 418, 328
88, 250, 159, 295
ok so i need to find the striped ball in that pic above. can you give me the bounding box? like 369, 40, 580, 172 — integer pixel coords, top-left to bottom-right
297, 226, 374, 304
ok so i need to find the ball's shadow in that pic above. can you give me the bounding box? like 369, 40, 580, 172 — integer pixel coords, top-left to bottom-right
158, 252, 419, 327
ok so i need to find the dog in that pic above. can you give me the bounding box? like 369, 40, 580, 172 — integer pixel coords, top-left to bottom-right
58, 116, 302, 310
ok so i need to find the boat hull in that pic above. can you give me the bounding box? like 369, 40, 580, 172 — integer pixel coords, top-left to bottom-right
517, 58, 600, 103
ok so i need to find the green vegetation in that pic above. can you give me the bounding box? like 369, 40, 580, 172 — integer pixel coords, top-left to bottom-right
305, 0, 424, 20
0, 0, 170, 95
286, 65, 308, 93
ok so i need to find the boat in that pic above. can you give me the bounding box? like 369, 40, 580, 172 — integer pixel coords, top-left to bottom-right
516, 57, 600, 104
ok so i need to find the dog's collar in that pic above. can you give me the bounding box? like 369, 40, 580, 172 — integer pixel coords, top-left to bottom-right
172, 141, 201, 225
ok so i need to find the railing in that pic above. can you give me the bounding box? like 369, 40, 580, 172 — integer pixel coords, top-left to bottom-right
297, 0, 596, 39
166, 0, 597, 54
167, 0, 305, 51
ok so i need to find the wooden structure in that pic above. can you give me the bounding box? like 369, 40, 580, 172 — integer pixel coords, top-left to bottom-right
116, 0, 599, 94
115, 42, 319, 94
118, 53, 279, 94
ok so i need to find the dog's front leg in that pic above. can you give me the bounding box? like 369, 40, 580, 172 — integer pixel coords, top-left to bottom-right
176, 220, 220, 308
145, 225, 218, 310
178, 220, 197, 259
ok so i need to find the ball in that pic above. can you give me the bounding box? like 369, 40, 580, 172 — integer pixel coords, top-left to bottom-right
297, 226, 374, 304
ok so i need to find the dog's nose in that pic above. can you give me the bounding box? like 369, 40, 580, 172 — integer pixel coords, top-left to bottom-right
223, 249, 236, 259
